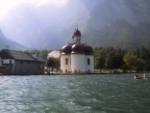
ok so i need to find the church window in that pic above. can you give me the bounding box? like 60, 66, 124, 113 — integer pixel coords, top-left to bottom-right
65, 58, 68, 65
87, 58, 90, 65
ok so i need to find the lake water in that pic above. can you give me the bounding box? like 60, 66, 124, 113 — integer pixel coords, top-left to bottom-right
0, 74, 150, 113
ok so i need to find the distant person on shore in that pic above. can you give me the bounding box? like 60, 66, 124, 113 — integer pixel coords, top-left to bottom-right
143, 72, 146, 78
134, 73, 138, 78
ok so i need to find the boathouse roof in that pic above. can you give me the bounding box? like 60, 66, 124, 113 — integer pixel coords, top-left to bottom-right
0, 49, 45, 62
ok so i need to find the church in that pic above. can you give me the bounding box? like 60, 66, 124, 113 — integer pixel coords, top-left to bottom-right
60, 26, 94, 73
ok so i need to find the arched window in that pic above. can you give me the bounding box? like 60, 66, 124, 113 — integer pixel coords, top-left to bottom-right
65, 58, 68, 65
87, 58, 90, 65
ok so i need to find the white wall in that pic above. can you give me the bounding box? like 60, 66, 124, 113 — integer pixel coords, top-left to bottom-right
73, 36, 81, 43
86, 55, 94, 72
60, 54, 71, 73
3, 59, 14, 64
71, 54, 86, 73
60, 53, 94, 74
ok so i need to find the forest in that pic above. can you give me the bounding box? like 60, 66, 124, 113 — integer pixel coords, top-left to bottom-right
94, 46, 150, 73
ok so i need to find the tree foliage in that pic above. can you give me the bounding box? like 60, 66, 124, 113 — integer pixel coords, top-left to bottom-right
46, 57, 55, 74
105, 52, 123, 69
123, 51, 138, 70
123, 51, 147, 71
54, 58, 60, 71
94, 55, 105, 72
39, 50, 51, 60
46, 57, 60, 74
94, 46, 150, 72
30, 49, 51, 60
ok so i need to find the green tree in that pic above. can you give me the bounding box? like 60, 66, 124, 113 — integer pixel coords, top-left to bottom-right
94, 55, 105, 72
99, 46, 115, 57
134, 58, 146, 71
123, 50, 137, 70
135, 46, 150, 70
46, 57, 55, 74
123, 50, 147, 71
54, 58, 60, 72
94, 46, 125, 72
39, 49, 51, 60
105, 52, 123, 70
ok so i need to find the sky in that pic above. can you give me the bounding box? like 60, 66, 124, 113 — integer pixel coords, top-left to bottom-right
0, 0, 68, 20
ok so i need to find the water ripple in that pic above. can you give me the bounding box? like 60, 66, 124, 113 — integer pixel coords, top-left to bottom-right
0, 74, 150, 113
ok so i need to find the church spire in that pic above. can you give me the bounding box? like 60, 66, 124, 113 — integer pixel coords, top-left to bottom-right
72, 24, 81, 43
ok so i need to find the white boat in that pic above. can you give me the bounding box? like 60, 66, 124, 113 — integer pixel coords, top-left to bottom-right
134, 77, 150, 79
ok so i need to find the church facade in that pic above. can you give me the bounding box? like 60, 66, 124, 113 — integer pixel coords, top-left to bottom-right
60, 27, 94, 73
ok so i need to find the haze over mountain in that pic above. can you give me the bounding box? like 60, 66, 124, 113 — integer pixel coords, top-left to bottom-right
0, 28, 27, 50
1, 0, 150, 50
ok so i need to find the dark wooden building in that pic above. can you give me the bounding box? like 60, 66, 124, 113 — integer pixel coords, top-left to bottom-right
0, 49, 45, 75
0, 66, 4, 74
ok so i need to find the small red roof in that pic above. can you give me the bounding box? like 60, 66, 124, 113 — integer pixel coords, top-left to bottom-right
71, 43, 84, 54
61, 43, 73, 54
61, 43, 93, 55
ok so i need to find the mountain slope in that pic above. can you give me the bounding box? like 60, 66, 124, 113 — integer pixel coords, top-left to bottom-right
0, 28, 27, 50
1, 0, 150, 49
83, 20, 150, 49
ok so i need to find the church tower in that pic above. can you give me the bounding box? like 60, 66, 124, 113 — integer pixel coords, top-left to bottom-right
72, 25, 81, 43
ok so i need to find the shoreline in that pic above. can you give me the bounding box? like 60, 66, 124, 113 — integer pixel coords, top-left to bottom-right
0, 72, 148, 76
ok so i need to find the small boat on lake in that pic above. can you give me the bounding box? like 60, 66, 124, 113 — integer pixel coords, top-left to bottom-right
134, 73, 150, 79
134, 76, 150, 79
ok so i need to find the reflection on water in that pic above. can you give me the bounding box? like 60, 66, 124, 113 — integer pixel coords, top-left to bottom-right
0, 74, 150, 113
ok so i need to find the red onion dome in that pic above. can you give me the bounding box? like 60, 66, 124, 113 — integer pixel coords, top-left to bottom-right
72, 28, 81, 39
71, 43, 84, 54
84, 44, 93, 55
61, 44, 72, 54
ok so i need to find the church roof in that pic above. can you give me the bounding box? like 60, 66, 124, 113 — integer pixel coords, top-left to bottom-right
61, 43, 73, 54
72, 28, 81, 39
71, 43, 84, 54
61, 43, 93, 55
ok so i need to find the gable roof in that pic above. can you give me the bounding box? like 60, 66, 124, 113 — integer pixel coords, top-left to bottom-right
0, 49, 45, 62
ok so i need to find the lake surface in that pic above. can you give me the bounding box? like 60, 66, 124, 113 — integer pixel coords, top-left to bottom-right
0, 74, 150, 113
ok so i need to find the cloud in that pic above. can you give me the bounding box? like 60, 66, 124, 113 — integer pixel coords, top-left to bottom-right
0, 0, 68, 20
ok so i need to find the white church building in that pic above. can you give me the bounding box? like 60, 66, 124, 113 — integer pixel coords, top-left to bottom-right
60, 27, 94, 73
